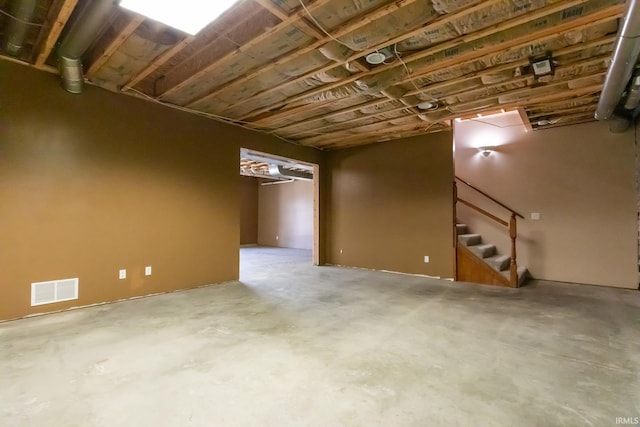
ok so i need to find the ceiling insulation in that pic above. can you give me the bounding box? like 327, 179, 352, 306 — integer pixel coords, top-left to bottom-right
0, 0, 634, 148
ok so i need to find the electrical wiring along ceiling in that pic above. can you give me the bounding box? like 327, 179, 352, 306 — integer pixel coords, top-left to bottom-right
0, 0, 632, 149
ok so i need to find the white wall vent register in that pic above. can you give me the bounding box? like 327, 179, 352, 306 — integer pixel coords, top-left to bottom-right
31, 278, 79, 306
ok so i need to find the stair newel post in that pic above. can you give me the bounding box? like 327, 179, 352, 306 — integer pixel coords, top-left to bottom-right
453, 181, 458, 280
509, 213, 518, 287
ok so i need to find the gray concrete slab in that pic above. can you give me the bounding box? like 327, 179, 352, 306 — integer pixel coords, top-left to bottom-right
1, 246, 639, 426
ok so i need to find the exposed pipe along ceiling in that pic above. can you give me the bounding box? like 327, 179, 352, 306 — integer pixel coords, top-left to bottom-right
1, 0, 638, 147
57, 0, 119, 94
595, 0, 640, 132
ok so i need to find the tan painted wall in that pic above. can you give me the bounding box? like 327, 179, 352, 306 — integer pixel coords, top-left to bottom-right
239, 177, 259, 244
258, 180, 314, 250
327, 133, 455, 278
454, 119, 637, 288
0, 61, 324, 320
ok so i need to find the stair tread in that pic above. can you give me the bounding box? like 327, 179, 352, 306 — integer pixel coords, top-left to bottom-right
457, 233, 482, 246
485, 254, 511, 271
455, 224, 469, 234
469, 244, 496, 258
501, 266, 529, 284
457, 223, 529, 287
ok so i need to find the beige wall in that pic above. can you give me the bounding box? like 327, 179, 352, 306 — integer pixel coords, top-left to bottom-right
0, 61, 324, 321
327, 133, 455, 278
454, 118, 637, 288
239, 177, 259, 244
258, 180, 314, 250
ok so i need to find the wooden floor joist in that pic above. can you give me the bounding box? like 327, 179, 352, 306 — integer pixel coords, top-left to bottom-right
241, 1, 622, 125
33, 0, 80, 67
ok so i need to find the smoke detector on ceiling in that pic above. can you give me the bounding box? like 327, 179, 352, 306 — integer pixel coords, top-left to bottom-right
365, 51, 387, 65
417, 101, 436, 110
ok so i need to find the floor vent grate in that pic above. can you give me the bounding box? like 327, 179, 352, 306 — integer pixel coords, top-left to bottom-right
31, 278, 79, 306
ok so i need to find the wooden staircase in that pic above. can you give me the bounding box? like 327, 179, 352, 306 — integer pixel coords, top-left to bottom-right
456, 223, 528, 287
454, 176, 528, 288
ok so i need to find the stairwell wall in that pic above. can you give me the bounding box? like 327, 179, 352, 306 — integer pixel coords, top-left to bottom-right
326, 133, 455, 278
454, 118, 637, 289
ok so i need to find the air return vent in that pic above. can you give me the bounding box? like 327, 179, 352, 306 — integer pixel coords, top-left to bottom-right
31, 278, 78, 306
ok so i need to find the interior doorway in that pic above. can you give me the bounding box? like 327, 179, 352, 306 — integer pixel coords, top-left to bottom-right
238, 148, 320, 276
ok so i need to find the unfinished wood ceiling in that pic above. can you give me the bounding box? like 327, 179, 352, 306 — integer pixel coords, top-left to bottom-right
0, 0, 627, 149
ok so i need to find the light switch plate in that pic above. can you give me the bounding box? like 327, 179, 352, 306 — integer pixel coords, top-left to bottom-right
531, 212, 541, 220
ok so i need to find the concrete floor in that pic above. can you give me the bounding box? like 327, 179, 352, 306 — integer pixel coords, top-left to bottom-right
1, 247, 639, 427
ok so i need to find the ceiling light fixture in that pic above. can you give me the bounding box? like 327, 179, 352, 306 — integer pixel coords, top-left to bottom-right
530, 52, 554, 78
417, 101, 436, 110
119, 0, 239, 35
365, 51, 387, 65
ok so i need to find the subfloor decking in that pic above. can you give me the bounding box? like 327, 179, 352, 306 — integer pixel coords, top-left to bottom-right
1, 246, 639, 426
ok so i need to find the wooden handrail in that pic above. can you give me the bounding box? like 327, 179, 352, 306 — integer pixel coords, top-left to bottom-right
455, 176, 524, 219
454, 178, 522, 288
457, 198, 508, 227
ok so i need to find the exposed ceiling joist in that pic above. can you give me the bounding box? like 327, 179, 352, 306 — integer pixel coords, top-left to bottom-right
3, 0, 630, 150
85, 13, 145, 78
33, 0, 79, 67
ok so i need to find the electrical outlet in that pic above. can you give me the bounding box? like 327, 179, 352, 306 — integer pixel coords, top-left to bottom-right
276, 235, 279, 240
531, 212, 541, 220
424, 255, 430, 263
145, 266, 152, 276
119, 269, 126, 279
340, 249, 343, 254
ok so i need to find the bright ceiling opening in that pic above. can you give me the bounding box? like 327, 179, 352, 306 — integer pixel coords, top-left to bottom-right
119, 0, 240, 35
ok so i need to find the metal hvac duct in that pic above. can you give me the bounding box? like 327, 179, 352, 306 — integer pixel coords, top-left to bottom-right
3, 0, 37, 56
57, 0, 119, 93
623, 74, 640, 110
595, 0, 640, 121
268, 164, 313, 181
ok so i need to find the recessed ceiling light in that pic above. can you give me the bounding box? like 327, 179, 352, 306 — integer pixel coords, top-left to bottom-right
120, 0, 239, 35
417, 101, 435, 110
365, 52, 387, 65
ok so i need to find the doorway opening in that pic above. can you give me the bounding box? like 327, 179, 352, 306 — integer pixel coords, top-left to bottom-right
238, 148, 320, 278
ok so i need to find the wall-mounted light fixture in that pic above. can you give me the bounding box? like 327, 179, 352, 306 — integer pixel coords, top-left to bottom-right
478, 146, 495, 157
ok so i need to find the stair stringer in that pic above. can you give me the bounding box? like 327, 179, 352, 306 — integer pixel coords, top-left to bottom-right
457, 244, 512, 287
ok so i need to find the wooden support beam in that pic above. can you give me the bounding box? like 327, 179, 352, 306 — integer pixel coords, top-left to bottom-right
34, 0, 80, 67
277, 98, 393, 134
527, 101, 599, 117
156, 0, 333, 100
242, 1, 621, 123
248, 17, 617, 129
517, 107, 533, 132
527, 104, 597, 119
219, 0, 497, 117
309, 121, 450, 148
187, 0, 423, 109
285, 2, 621, 113
535, 116, 597, 130
274, 35, 615, 134
299, 73, 606, 146
253, 0, 325, 40
86, 14, 145, 78
535, 111, 599, 123
121, 34, 192, 90
121, 2, 263, 91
